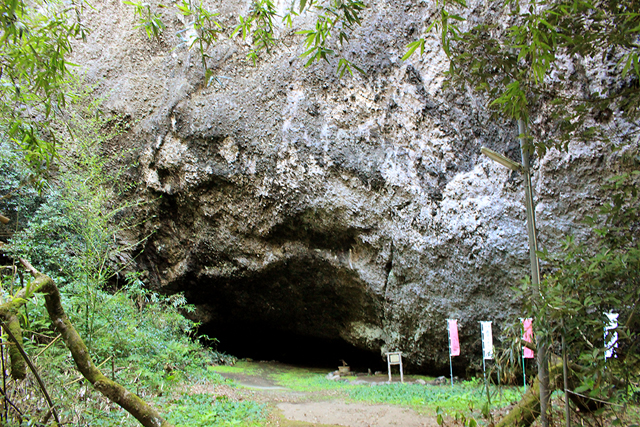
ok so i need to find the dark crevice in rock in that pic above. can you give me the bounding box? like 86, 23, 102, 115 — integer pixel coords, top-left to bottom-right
157, 195, 197, 229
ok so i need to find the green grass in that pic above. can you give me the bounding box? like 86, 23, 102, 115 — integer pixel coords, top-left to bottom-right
270, 367, 523, 412
346, 381, 523, 412
162, 393, 267, 427
208, 360, 264, 376
272, 370, 347, 391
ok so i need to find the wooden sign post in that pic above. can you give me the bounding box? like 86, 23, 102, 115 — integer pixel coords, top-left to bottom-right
386, 352, 403, 383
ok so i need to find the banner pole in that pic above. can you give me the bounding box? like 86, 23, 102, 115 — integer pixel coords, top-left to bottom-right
480, 321, 492, 407
521, 318, 528, 392
483, 357, 492, 407
482, 357, 486, 384
522, 354, 527, 392
447, 320, 453, 386
483, 356, 489, 402
449, 352, 453, 387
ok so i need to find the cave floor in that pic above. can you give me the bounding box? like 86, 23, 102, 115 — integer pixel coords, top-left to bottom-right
203, 360, 439, 427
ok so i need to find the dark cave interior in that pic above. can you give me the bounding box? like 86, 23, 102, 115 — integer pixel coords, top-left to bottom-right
187, 255, 388, 372
202, 322, 387, 372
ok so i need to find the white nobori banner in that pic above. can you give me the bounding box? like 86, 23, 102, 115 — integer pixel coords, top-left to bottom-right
605, 312, 619, 360
480, 321, 493, 360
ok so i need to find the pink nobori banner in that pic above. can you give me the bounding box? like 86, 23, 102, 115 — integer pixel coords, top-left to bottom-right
522, 318, 535, 359
448, 319, 460, 357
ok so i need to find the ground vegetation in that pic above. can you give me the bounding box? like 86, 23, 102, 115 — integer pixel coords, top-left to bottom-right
0, 101, 253, 425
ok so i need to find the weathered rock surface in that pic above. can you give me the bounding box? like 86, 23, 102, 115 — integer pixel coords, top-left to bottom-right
73, 0, 622, 371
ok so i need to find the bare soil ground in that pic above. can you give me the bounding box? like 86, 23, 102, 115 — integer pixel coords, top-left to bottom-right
272, 401, 437, 427
210, 362, 439, 427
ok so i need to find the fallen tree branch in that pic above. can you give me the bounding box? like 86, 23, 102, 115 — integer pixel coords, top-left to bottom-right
65, 355, 113, 386
0, 258, 174, 427
3, 313, 26, 380
567, 390, 624, 408
497, 346, 616, 427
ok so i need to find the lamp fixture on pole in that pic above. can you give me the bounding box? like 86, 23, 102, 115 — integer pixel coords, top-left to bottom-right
480, 147, 523, 172
481, 119, 550, 427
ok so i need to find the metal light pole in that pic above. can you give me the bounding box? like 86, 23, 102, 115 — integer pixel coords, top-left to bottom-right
481, 118, 549, 427
517, 119, 550, 427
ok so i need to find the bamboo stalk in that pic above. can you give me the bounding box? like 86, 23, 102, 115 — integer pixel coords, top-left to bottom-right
0, 326, 7, 421
35, 334, 62, 359
65, 356, 113, 386
0, 386, 24, 417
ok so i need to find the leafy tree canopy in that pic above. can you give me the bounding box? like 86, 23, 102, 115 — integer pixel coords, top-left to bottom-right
0, 0, 88, 179
404, 0, 640, 422
406, 0, 640, 155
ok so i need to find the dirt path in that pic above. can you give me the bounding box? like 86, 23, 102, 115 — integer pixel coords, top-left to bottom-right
211, 362, 439, 427
274, 401, 437, 427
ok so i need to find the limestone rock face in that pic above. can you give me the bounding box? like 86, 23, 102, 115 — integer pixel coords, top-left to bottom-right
75, 0, 614, 370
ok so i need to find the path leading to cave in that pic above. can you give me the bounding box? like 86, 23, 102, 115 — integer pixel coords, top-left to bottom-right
208, 361, 439, 427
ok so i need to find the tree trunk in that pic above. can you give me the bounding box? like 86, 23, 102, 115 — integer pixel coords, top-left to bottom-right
4, 312, 26, 380
496, 360, 563, 427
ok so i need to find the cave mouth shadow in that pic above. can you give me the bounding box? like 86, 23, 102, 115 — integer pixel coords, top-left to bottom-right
187, 255, 387, 372
202, 322, 387, 372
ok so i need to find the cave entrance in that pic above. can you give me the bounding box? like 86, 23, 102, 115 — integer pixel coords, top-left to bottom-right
187, 256, 387, 372
202, 323, 386, 372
